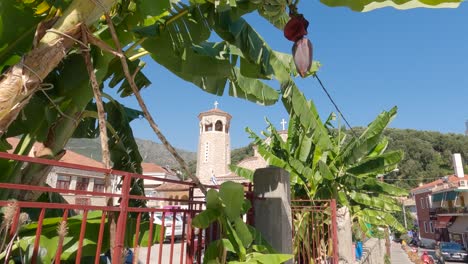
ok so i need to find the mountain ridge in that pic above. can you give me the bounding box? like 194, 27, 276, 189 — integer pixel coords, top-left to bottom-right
66, 138, 197, 169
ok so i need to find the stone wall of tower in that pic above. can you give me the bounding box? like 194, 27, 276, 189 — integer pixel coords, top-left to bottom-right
196, 112, 231, 185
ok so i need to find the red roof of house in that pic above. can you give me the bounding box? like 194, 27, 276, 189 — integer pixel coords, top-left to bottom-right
155, 182, 192, 191
7, 137, 104, 168
141, 162, 167, 173
411, 175, 468, 193
59, 149, 104, 168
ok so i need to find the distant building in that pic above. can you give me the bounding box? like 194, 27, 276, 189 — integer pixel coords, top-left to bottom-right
195, 102, 247, 185
411, 154, 468, 249
7, 138, 178, 208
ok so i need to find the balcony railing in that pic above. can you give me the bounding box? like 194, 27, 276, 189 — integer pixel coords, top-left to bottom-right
435, 206, 468, 215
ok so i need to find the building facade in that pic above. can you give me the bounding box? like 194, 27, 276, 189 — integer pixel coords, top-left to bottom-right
411, 155, 468, 248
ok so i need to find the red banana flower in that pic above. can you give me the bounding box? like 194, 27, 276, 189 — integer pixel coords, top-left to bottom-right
284, 14, 313, 77
293, 37, 313, 77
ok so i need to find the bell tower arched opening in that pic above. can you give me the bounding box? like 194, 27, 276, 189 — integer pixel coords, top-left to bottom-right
215, 120, 223, 132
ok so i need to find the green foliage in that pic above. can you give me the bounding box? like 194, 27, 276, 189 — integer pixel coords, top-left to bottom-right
1, 211, 162, 263
139, 3, 282, 106
229, 164, 255, 181
242, 85, 407, 235
0, 0, 42, 71
383, 129, 468, 189
392, 204, 415, 232
192, 181, 292, 264
231, 143, 254, 165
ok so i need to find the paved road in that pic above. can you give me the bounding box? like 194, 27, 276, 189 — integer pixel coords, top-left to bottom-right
135, 241, 189, 264
417, 248, 465, 264
391, 243, 463, 264
391, 242, 413, 264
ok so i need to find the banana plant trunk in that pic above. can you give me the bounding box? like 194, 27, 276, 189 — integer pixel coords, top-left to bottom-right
0, 0, 115, 135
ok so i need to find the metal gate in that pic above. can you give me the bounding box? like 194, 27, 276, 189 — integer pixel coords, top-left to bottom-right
0, 152, 254, 264
291, 199, 339, 264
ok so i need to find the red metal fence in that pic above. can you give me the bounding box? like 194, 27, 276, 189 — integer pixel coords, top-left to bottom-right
291, 199, 338, 264
0, 151, 338, 264
0, 152, 253, 264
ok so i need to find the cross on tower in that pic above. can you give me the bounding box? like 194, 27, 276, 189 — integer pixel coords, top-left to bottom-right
281, 118, 287, 130
214, 101, 219, 109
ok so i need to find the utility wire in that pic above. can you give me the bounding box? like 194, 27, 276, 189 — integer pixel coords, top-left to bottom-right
314, 74, 358, 138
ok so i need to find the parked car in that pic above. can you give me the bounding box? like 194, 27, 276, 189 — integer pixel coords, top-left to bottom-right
440, 242, 468, 262
153, 212, 184, 240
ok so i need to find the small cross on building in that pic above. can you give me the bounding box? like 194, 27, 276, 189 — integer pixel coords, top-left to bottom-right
281, 118, 287, 130
214, 101, 219, 109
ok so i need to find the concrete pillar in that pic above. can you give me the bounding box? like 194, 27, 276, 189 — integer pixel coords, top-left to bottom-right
337, 206, 354, 264
253, 167, 292, 262
88, 177, 95, 192
69, 176, 77, 190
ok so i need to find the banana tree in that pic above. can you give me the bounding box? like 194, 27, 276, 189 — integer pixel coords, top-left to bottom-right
0, 0, 464, 189
233, 85, 408, 234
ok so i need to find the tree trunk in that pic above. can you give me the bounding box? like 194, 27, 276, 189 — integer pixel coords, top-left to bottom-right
0, 0, 115, 135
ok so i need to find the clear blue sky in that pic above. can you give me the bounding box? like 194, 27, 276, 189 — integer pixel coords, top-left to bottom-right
113, 1, 468, 152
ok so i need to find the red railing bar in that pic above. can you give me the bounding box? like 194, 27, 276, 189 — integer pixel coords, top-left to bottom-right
179, 212, 186, 264
0, 151, 116, 174
126, 208, 203, 213
4, 206, 20, 262
0, 151, 202, 187
133, 212, 142, 254
75, 210, 88, 264
186, 214, 193, 264
158, 212, 166, 264
114, 173, 132, 263
31, 208, 45, 264
0, 201, 121, 212
126, 173, 197, 186
55, 209, 69, 264
169, 212, 176, 264
291, 199, 333, 202
9, 206, 20, 237
196, 224, 203, 264
127, 195, 206, 204
146, 212, 155, 264
0, 183, 121, 198
187, 188, 195, 264
94, 211, 107, 264
291, 206, 329, 209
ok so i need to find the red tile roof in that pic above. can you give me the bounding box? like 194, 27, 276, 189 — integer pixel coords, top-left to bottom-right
60, 149, 104, 168
7, 137, 104, 168
141, 163, 166, 173
155, 182, 192, 191
411, 175, 468, 192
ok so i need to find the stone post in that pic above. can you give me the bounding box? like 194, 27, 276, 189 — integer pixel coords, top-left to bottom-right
337, 206, 354, 264
253, 167, 292, 262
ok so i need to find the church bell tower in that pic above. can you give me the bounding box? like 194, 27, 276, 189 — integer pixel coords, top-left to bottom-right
196, 102, 232, 185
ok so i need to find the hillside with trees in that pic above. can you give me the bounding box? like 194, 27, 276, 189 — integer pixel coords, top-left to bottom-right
382, 129, 468, 189
229, 128, 468, 190
67, 129, 467, 190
